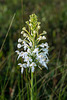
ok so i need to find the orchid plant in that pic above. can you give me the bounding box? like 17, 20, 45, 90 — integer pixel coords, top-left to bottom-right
16, 14, 49, 100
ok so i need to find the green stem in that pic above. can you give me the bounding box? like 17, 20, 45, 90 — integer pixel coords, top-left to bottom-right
26, 69, 29, 100
31, 70, 34, 100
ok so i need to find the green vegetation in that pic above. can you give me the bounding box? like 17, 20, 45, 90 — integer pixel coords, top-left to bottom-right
0, 0, 67, 100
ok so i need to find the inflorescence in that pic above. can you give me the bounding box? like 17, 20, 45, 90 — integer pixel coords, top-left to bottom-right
16, 14, 49, 73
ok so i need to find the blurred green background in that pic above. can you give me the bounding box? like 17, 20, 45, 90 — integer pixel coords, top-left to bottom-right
0, 0, 67, 100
